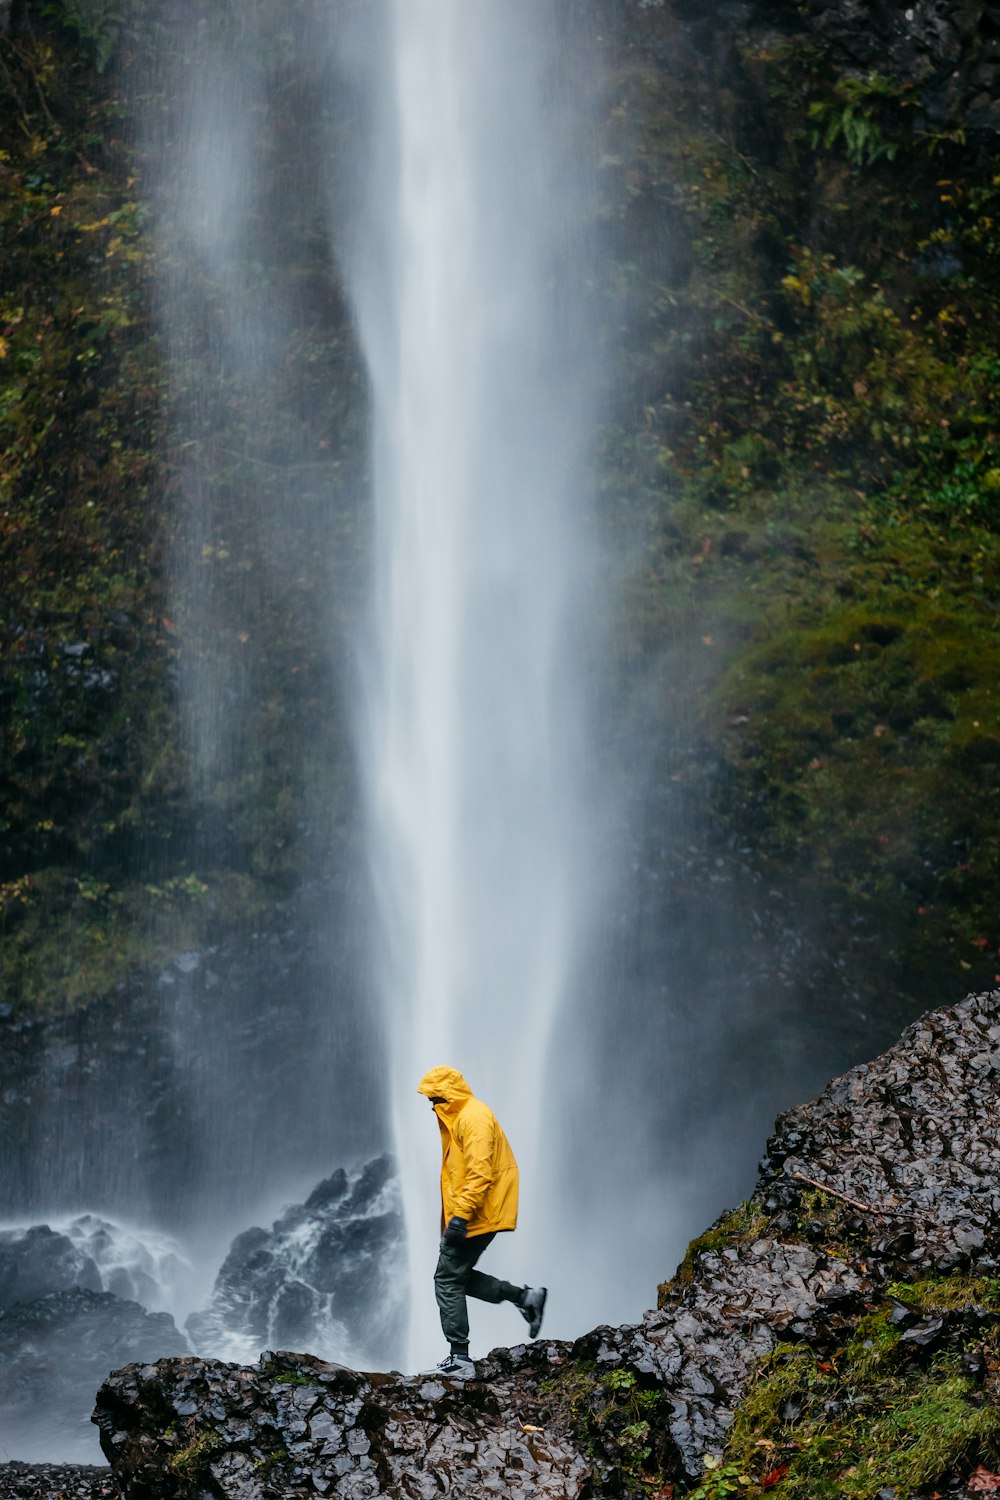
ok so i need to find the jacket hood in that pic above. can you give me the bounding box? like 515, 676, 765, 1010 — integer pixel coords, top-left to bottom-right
417, 1066, 473, 1109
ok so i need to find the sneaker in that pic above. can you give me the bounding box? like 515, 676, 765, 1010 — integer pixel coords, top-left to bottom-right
433, 1352, 476, 1381
518, 1286, 547, 1339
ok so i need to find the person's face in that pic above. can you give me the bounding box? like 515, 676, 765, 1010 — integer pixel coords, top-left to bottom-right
428, 1095, 446, 1109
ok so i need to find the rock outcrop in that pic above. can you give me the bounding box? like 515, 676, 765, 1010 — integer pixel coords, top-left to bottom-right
94, 989, 1000, 1499
740, 0, 1000, 136
0, 1290, 187, 1464
186, 1155, 405, 1370
0, 1226, 102, 1311
759, 994, 1000, 1271
0, 1463, 121, 1499
0, 1216, 189, 1464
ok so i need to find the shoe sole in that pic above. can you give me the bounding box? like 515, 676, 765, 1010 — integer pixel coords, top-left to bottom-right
528, 1287, 547, 1338
430, 1363, 476, 1381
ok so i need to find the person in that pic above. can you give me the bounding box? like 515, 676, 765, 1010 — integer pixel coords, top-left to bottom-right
417, 1065, 547, 1380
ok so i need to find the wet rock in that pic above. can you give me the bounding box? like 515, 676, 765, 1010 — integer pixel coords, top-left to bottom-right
0, 1462, 121, 1498
94, 990, 1000, 1496
899, 1315, 945, 1346
579, 1235, 867, 1477
95, 1350, 589, 1500
0, 1290, 187, 1464
0, 1226, 101, 1311
760, 990, 1000, 1273
186, 1154, 405, 1369
739, 0, 1000, 136
54, 1216, 188, 1310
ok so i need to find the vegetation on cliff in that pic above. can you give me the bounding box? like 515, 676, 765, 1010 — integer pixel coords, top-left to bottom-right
602, 6, 1000, 1019
0, 1, 997, 1038
0, 3, 363, 1010
0, 11, 176, 1008
659, 1201, 1000, 1500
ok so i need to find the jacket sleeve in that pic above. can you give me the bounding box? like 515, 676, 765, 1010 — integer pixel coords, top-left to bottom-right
451, 1107, 495, 1219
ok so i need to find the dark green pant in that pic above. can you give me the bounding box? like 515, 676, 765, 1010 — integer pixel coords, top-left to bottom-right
434, 1231, 522, 1351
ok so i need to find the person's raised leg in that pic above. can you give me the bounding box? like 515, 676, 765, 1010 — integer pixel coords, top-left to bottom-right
460, 1235, 547, 1339
470, 1273, 548, 1337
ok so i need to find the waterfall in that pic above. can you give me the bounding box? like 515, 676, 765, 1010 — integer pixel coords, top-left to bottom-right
135, 0, 677, 1373
338, 0, 607, 1364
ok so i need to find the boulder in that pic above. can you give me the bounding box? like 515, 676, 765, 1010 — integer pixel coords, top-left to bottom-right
759, 989, 1000, 1271
185, 1154, 405, 1369
0, 1225, 101, 1312
0, 1290, 187, 1464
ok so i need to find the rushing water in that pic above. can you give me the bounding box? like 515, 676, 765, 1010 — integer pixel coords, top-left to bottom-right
139, 0, 691, 1371
336, 0, 609, 1365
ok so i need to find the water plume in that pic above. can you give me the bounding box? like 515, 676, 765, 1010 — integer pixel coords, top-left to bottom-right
334, 0, 612, 1364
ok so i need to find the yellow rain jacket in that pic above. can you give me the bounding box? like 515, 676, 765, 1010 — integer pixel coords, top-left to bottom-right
417, 1066, 519, 1237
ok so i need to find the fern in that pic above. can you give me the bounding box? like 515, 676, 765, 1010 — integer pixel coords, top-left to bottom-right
41, 0, 122, 74
808, 72, 912, 167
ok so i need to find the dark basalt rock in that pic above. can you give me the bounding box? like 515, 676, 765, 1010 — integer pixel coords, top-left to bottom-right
0, 1290, 187, 1465
95, 1349, 590, 1500
759, 989, 1000, 1273
0, 1463, 121, 1498
185, 1154, 405, 1369
0, 1216, 185, 1318
0, 1225, 101, 1312
95, 990, 1000, 1498
739, 0, 1000, 135
619, 1237, 868, 1470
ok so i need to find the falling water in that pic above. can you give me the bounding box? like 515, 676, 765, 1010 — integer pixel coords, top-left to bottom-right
0, 3, 940, 1470
339, 0, 607, 1364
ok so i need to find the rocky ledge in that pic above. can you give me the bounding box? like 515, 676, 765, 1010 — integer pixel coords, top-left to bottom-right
95, 989, 1000, 1499
0, 1464, 121, 1499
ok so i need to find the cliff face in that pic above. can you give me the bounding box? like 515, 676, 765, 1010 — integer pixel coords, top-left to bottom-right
633, 0, 1000, 140
741, 0, 1000, 135
94, 989, 1000, 1499
2, 0, 999, 1240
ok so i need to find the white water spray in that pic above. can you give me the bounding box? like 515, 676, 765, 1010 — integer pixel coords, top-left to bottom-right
342, 0, 605, 1365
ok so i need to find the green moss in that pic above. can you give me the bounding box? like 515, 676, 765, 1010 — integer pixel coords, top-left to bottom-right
887, 1274, 1000, 1313
662, 1202, 770, 1302
0, 866, 268, 1013
168, 1426, 224, 1475
253, 1445, 289, 1472
717, 1298, 1000, 1500
710, 491, 1000, 995
528, 1360, 668, 1493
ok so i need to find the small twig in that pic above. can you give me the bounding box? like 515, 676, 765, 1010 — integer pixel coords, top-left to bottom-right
708, 127, 759, 178
718, 292, 768, 325
792, 1169, 894, 1217
206, 444, 339, 474
0, 48, 32, 135
8, 39, 59, 133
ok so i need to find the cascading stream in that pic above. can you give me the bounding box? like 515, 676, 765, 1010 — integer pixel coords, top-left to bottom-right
343, 0, 605, 1366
